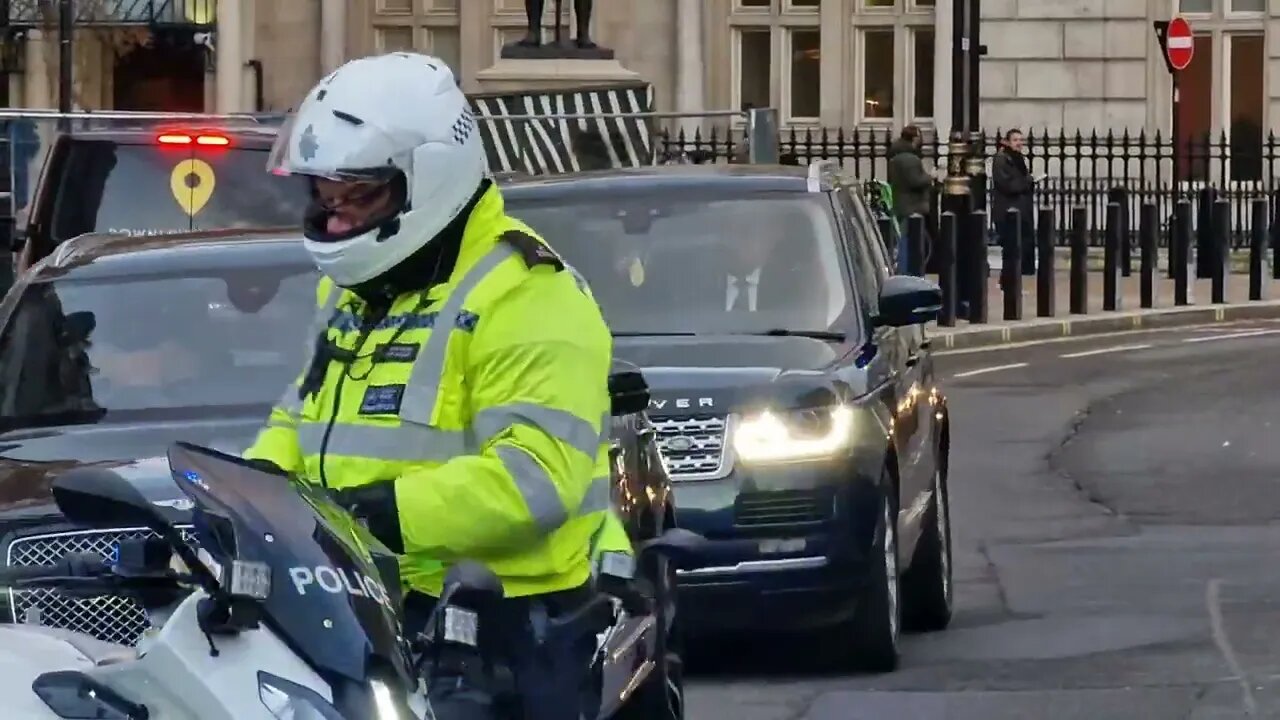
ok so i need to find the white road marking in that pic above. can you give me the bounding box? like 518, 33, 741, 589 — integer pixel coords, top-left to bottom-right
1207, 578, 1259, 716
1183, 329, 1280, 344
1059, 343, 1153, 358
952, 362, 1028, 378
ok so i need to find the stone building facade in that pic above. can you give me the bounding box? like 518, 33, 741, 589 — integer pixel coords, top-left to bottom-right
3, 0, 1273, 146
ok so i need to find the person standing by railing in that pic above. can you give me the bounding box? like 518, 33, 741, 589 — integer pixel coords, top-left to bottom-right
887, 125, 938, 274
991, 128, 1043, 276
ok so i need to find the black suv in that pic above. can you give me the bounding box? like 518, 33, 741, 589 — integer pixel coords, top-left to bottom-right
8, 125, 308, 290
502, 162, 953, 672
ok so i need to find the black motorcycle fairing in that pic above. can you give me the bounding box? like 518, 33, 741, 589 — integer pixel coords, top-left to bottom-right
164, 442, 411, 686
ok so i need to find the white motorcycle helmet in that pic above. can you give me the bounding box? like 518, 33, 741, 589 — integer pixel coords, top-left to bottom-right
266, 52, 486, 288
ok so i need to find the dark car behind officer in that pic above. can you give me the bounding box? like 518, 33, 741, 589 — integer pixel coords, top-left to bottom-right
242, 52, 630, 720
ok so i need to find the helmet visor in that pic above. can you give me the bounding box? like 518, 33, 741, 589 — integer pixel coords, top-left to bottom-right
265, 113, 399, 183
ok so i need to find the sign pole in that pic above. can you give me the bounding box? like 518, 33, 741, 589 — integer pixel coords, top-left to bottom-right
1171, 73, 1181, 190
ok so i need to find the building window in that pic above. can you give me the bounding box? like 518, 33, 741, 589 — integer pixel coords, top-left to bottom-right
788, 29, 821, 119
1169, 1, 1266, 182
376, 26, 415, 52
862, 30, 894, 120
852, 0, 935, 125
373, 0, 461, 73
729, 0, 821, 122
910, 28, 934, 120
737, 29, 772, 111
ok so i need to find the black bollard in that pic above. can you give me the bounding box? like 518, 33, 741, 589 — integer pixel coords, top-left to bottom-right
1037, 208, 1055, 317
938, 211, 958, 326
1070, 206, 1088, 315
1250, 197, 1267, 301
1211, 199, 1228, 304
1174, 200, 1192, 306
878, 215, 897, 266
1002, 208, 1023, 320
1196, 186, 1216, 278
1272, 189, 1280, 279
1104, 202, 1121, 311
1108, 187, 1132, 276
906, 213, 926, 276
967, 210, 989, 324
1139, 203, 1157, 308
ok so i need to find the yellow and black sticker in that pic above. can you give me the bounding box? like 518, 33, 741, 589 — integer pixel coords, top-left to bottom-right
169, 158, 216, 216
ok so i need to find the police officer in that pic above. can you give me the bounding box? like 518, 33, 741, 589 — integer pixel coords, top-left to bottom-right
243, 52, 629, 720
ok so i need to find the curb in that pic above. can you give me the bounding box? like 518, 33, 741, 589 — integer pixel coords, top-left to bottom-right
933, 301, 1280, 351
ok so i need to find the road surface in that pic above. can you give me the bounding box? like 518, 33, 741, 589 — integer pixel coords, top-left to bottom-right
686, 320, 1280, 719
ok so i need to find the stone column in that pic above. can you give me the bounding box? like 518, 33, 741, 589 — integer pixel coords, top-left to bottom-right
934, 0, 953, 140
319, 0, 346, 74
22, 29, 52, 108
240, 0, 258, 109
675, 0, 705, 138
215, 0, 243, 112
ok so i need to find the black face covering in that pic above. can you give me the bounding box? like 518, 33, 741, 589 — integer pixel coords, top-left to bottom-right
343, 179, 493, 308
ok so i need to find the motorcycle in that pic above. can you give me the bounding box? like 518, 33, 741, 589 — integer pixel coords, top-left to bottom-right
0, 441, 703, 719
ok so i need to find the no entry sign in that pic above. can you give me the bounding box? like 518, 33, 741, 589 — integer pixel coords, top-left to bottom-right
1166, 16, 1194, 71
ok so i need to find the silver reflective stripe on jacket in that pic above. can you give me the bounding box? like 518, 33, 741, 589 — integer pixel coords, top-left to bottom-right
399, 242, 517, 427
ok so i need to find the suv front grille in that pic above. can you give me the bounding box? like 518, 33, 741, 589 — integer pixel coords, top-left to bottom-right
735, 489, 835, 527
652, 414, 728, 479
7, 526, 195, 646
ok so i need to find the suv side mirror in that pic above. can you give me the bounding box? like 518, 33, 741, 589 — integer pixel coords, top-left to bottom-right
608, 370, 650, 417
52, 467, 168, 532
875, 275, 942, 327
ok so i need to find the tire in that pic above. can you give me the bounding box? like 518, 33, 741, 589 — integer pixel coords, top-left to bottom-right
613, 555, 684, 720
829, 477, 901, 674
902, 459, 954, 633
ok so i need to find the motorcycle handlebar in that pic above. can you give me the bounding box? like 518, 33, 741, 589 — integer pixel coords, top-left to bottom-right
0, 553, 109, 586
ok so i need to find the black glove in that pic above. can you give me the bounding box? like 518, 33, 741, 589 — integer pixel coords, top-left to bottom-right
330, 480, 404, 554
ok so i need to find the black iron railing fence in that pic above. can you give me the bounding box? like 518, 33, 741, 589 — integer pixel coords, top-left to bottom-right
655, 126, 1280, 248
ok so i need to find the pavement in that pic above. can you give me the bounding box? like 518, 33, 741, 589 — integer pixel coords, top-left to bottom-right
927, 253, 1280, 350
686, 320, 1280, 719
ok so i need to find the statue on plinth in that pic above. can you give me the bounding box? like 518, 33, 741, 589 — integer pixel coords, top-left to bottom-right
501, 0, 615, 60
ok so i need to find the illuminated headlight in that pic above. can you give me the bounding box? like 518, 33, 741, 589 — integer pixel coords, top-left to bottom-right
258, 672, 343, 719
732, 405, 855, 463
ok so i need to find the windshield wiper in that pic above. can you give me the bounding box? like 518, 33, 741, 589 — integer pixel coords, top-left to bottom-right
748, 329, 847, 341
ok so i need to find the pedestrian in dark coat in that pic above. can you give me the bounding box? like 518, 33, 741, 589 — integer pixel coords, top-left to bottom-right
886, 125, 938, 274
991, 128, 1041, 275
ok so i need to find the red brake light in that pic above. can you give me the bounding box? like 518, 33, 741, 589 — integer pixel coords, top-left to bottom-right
156, 132, 231, 147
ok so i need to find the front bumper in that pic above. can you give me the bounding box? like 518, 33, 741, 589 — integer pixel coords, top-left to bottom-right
669, 452, 883, 633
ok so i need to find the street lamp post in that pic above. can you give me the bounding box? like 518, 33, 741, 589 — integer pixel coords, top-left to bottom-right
58, 0, 72, 118
942, 0, 975, 313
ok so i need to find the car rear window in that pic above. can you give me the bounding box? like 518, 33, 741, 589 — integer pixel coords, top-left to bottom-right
49, 140, 309, 242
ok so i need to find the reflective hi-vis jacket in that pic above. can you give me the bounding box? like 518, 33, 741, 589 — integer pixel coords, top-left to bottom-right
244, 185, 615, 598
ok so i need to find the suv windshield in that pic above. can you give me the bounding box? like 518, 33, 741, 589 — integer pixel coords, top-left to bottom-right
507, 191, 851, 335
0, 266, 318, 428
50, 142, 309, 242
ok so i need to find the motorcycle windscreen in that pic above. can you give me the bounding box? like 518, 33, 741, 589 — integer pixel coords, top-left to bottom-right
163, 441, 409, 684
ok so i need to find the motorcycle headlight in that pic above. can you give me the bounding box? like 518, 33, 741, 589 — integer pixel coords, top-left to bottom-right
732, 405, 855, 463
258, 672, 344, 720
